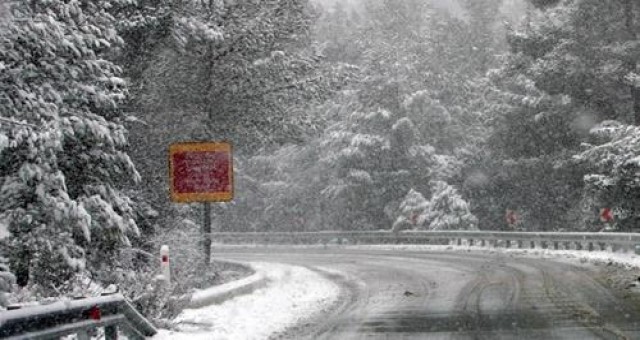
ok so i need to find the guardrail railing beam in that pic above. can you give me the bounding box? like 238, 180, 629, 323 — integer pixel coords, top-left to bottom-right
0, 294, 156, 339
210, 230, 640, 256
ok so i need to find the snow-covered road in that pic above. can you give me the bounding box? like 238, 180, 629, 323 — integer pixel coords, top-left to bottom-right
217, 247, 640, 339
154, 263, 339, 340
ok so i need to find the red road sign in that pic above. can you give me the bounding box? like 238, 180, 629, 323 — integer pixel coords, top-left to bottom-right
505, 209, 517, 226
169, 142, 233, 202
600, 208, 613, 223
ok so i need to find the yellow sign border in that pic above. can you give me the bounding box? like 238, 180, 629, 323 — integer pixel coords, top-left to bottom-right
169, 142, 234, 203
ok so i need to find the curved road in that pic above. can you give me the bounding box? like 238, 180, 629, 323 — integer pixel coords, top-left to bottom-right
214, 247, 640, 339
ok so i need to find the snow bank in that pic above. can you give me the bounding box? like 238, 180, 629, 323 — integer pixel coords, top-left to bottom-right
189, 271, 267, 309
154, 262, 339, 340
345, 244, 640, 268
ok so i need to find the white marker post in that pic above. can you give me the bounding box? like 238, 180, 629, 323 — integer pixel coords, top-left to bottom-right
160, 245, 170, 284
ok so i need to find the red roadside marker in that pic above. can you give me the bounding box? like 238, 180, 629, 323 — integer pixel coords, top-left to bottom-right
505, 209, 517, 226
88, 305, 101, 321
600, 208, 613, 223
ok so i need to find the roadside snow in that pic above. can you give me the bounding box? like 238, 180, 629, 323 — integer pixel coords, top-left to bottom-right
154, 262, 339, 340
343, 244, 640, 269
189, 270, 266, 308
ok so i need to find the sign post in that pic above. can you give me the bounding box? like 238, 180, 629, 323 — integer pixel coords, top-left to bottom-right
203, 202, 212, 266
505, 209, 518, 227
169, 142, 233, 266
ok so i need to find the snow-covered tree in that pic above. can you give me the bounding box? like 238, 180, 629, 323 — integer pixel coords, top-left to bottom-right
316, 108, 432, 230
393, 183, 478, 232
353, 0, 476, 114
314, 2, 362, 63
509, 0, 640, 124
0, 0, 141, 293
459, 0, 507, 73
135, 0, 327, 148
215, 1, 504, 233
465, 0, 640, 231
392, 189, 429, 233
425, 181, 478, 231
125, 0, 360, 223
575, 121, 640, 231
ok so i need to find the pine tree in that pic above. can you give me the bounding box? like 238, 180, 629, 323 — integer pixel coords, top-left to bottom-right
575, 121, 640, 231
0, 0, 140, 293
509, 0, 640, 124
125, 0, 355, 222
425, 181, 478, 231
392, 189, 429, 232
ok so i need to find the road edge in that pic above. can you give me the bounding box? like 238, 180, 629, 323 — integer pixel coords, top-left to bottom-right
188, 262, 269, 309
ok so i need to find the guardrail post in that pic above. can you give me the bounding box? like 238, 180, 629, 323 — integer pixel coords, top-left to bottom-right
588, 242, 594, 251
530, 241, 535, 249
105, 325, 118, 340
480, 239, 486, 247
457, 238, 462, 246
77, 330, 90, 340
517, 240, 523, 249
506, 240, 511, 248
575, 242, 583, 250
553, 241, 558, 250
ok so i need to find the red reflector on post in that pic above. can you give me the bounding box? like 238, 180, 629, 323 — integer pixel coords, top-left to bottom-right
600, 208, 613, 223
88, 305, 101, 321
162, 255, 169, 263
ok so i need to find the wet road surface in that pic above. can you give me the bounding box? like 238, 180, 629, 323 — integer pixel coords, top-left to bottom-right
214, 247, 640, 339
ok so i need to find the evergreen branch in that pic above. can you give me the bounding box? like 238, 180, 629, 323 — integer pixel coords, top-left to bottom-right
0, 116, 39, 129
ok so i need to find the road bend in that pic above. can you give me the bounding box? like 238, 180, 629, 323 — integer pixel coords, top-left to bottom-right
214, 247, 640, 340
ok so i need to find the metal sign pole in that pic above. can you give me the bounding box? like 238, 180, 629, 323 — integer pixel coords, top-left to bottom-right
203, 202, 212, 266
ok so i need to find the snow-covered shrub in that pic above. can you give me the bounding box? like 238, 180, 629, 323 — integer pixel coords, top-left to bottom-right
425, 181, 478, 230
393, 183, 478, 232
392, 189, 429, 232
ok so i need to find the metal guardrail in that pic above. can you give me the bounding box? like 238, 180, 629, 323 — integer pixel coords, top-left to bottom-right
0, 293, 157, 339
211, 230, 640, 253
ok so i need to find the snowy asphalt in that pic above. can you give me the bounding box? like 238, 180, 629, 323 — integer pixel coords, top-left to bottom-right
215, 247, 640, 339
